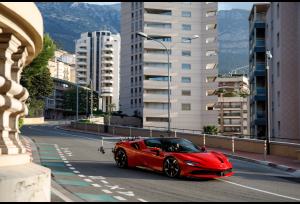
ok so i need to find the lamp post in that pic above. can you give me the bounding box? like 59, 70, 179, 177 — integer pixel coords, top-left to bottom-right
137, 32, 199, 134
266, 50, 272, 155
90, 78, 94, 118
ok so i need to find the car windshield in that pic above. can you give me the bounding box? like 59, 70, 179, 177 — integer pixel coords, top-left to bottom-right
162, 138, 202, 153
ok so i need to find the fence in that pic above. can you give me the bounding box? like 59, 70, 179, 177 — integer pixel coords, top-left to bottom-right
69, 122, 300, 160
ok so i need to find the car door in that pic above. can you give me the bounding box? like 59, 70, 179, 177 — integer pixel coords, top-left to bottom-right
142, 139, 165, 171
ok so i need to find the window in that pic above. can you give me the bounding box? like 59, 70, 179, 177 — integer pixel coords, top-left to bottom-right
278, 121, 280, 136
181, 37, 191, 43
146, 117, 169, 122
206, 103, 214, 110
277, 91, 280, 107
182, 103, 191, 111
277, 62, 280, 77
206, 24, 216, 30
182, 50, 191, 56
182, 24, 191, 31
182, 63, 191, 70
206, 63, 216, 69
181, 77, 191, 83
206, 90, 215, 96
277, 3, 279, 19
277, 32, 280, 47
182, 90, 191, 96
182, 11, 191, 17
206, 50, 217, 56
206, 11, 217, 17
206, 76, 215, 83
206, 37, 216, 44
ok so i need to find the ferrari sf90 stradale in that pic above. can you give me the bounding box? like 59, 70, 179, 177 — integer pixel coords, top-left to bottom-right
113, 137, 233, 179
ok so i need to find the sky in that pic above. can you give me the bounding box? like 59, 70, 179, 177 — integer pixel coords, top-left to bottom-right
85, 2, 256, 10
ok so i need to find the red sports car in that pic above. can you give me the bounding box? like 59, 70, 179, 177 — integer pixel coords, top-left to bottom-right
113, 137, 233, 179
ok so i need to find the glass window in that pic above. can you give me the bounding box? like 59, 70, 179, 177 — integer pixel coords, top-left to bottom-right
144, 139, 162, 148
181, 77, 191, 83
182, 103, 191, 111
182, 11, 191, 17
182, 90, 191, 96
181, 37, 191, 43
182, 63, 191, 70
182, 50, 191, 56
182, 24, 191, 31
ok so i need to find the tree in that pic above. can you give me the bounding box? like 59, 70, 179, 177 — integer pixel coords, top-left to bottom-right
20, 33, 56, 117
203, 125, 219, 135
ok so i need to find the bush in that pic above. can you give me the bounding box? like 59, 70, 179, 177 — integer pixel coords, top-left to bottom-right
203, 125, 218, 135
18, 118, 24, 129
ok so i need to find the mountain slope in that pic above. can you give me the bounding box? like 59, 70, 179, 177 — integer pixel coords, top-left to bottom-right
36, 2, 120, 52
38, 3, 250, 74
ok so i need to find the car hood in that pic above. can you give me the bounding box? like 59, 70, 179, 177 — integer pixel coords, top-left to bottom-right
176, 152, 232, 169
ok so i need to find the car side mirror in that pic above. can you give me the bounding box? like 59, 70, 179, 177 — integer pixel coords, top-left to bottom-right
200, 146, 207, 152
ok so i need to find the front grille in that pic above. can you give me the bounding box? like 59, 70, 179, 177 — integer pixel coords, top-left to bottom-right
191, 168, 232, 176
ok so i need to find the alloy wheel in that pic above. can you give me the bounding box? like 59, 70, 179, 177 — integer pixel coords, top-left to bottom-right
115, 149, 127, 168
164, 157, 180, 178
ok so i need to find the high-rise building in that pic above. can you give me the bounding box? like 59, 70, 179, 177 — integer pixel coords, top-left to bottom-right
48, 49, 76, 83
75, 31, 120, 112
120, 2, 218, 130
266, 2, 300, 142
248, 3, 269, 139
214, 75, 249, 136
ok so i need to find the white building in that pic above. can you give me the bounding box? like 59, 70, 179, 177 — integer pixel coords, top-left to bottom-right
75, 31, 120, 112
120, 2, 218, 131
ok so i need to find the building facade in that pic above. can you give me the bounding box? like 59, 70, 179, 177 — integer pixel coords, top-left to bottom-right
75, 31, 120, 112
120, 2, 218, 130
266, 2, 300, 142
214, 75, 249, 136
48, 49, 76, 83
249, 3, 269, 139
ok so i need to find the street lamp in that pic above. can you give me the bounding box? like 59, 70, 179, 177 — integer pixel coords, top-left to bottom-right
137, 32, 199, 134
266, 50, 272, 155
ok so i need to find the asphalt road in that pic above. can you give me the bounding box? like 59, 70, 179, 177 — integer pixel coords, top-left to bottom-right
21, 125, 300, 202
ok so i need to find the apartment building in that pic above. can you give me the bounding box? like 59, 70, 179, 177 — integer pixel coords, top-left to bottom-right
249, 3, 269, 139
266, 2, 300, 142
214, 75, 249, 136
120, 2, 218, 130
48, 49, 76, 83
75, 31, 120, 112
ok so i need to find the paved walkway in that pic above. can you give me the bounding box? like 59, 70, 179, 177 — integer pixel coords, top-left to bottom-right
60, 126, 300, 174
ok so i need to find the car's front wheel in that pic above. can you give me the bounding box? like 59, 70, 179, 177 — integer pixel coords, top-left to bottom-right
163, 157, 180, 178
115, 149, 128, 168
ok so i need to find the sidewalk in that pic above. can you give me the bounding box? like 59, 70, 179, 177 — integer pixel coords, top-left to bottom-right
59, 125, 300, 177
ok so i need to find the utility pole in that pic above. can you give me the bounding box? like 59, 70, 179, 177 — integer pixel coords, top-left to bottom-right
76, 84, 78, 121
90, 78, 93, 118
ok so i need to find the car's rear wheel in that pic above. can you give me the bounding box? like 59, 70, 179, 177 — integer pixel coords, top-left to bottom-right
115, 149, 128, 168
163, 157, 180, 178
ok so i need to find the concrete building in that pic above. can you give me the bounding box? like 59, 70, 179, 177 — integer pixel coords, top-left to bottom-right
249, 3, 269, 139
214, 75, 249, 136
75, 31, 120, 112
120, 2, 218, 130
0, 2, 50, 201
266, 2, 300, 142
48, 49, 76, 83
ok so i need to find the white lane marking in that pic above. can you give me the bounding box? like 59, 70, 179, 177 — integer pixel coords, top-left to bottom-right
69, 167, 75, 170
73, 171, 80, 174
88, 176, 106, 180
66, 164, 72, 167
117, 191, 135, 197
105, 185, 124, 190
84, 179, 93, 183
101, 180, 108, 184
137, 198, 148, 202
114, 196, 127, 201
64, 161, 69, 163
218, 179, 300, 201
102, 189, 112, 194
78, 175, 86, 178
92, 183, 101, 188
51, 187, 73, 202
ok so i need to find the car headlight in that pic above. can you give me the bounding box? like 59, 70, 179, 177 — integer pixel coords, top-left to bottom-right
185, 160, 200, 166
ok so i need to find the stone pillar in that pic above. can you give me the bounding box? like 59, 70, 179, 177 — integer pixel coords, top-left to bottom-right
0, 33, 51, 201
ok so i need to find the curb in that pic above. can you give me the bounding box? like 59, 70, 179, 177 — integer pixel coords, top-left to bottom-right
224, 153, 300, 177
58, 126, 300, 177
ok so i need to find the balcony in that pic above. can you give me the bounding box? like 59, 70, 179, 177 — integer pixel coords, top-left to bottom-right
144, 40, 171, 50
144, 80, 169, 89
101, 87, 113, 93
102, 53, 114, 58
102, 66, 113, 71
143, 94, 168, 103
144, 26, 172, 37
143, 107, 177, 118
101, 79, 113, 84
102, 47, 113, 52
102, 72, 113, 77
102, 60, 114, 65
